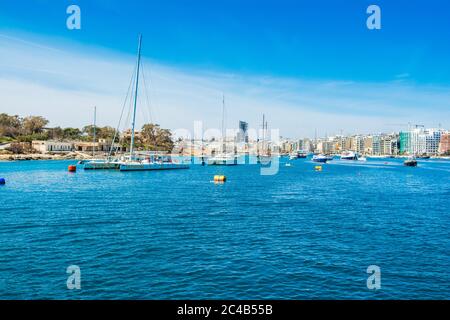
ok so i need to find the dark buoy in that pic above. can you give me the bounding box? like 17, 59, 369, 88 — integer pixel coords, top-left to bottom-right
0, 178, 5, 185
68, 165, 77, 172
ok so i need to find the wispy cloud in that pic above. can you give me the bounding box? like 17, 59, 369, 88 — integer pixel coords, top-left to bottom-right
0, 32, 449, 137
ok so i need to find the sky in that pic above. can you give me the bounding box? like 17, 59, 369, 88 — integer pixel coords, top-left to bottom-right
0, 0, 449, 138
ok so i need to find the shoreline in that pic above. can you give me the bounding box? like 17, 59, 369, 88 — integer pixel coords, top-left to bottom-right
0, 152, 94, 162
1, 153, 449, 162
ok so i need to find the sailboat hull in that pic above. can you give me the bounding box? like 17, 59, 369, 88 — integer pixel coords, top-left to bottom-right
84, 161, 121, 170
119, 162, 190, 171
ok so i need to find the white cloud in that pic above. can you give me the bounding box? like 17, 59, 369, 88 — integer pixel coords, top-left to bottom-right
0, 32, 449, 138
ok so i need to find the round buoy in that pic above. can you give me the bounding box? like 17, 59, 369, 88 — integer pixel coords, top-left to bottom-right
214, 175, 226, 182
68, 165, 77, 172
0, 178, 5, 185
315, 165, 323, 171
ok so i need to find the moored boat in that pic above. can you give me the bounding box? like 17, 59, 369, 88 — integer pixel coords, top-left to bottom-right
312, 154, 328, 163
207, 153, 238, 166
340, 151, 358, 160
289, 150, 308, 160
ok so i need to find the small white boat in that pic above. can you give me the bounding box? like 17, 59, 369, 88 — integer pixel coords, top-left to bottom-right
358, 156, 367, 162
207, 153, 238, 166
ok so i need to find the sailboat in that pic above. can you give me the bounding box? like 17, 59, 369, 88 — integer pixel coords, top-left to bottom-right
83, 106, 124, 170
207, 94, 238, 166
119, 35, 189, 171
257, 114, 272, 164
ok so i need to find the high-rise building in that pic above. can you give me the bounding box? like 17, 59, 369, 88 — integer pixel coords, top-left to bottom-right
439, 132, 450, 155
424, 129, 443, 155
237, 121, 248, 143
372, 135, 382, 155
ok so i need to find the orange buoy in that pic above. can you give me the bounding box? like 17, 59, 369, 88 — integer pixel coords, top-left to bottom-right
214, 175, 226, 182
68, 165, 77, 172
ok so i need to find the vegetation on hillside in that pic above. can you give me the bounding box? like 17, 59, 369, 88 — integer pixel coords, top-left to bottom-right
0, 113, 175, 152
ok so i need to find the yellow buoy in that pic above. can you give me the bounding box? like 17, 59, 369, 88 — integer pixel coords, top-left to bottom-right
315, 165, 322, 171
214, 175, 226, 182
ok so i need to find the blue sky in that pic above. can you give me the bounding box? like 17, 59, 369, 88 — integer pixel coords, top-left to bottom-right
0, 0, 449, 137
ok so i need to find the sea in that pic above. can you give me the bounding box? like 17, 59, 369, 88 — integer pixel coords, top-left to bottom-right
0, 157, 449, 299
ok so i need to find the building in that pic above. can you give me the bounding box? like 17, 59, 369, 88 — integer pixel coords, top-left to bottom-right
32, 140, 73, 153
73, 140, 127, 153
372, 135, 382, 155
399, 131, 411, 154
438, 132, 450, 155
363, 136, 373, 154
236, 121, 249, 143
424, 129, 442, 155
400, 128, 440, 155
380, 134, 399, 155
352, 136, 365, 154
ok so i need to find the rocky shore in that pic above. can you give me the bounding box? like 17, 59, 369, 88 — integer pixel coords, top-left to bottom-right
0, 152, 95, 161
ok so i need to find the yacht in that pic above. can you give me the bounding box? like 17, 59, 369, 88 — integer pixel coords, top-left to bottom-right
207, 153, 238, 166
340, 151, 358, 160
208, 94, 239, 166
312, 154, 328, 163
120, 152, 189, 171
88, 35, 189, 172
289, 150, 308, 160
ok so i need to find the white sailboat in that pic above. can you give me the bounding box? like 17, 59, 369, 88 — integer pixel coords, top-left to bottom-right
207, 94, 238, 166
119, 35, 189, 171
83, 106, 125, 170
257, 114, 272, 164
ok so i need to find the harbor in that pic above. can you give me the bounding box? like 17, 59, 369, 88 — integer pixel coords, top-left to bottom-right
0, 157, 449, 299
0, 0, 449, 305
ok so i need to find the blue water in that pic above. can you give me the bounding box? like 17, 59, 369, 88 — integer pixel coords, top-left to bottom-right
0, 158, 449, 299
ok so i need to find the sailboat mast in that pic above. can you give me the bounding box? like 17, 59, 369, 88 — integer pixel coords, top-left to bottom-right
130, 34, 142, 158
222, 94, 225, 153
262, 114, 265, 155
93, 106, 96, 157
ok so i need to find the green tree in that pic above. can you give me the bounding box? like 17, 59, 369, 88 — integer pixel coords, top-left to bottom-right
98, 126, 116, 141
47, 127, 64, 140
21, 116, 49, 135
0, 113, 21, 138
63, 127, 82, 140
141, 123, 174, 152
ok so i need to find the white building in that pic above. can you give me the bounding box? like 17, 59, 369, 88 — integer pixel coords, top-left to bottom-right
32, 140, 73, 153
424, 129, 442, 155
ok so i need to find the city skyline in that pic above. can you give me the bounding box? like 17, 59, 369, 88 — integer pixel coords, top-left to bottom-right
1, 1, 450, 137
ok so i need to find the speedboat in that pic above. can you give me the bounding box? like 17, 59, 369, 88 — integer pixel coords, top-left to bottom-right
358, 156, 367, 162
312, 154, 328, 163
340, 151, 358, 160
404, 156, 417, 167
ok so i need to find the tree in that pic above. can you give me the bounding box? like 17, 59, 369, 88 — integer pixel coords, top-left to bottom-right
141, 123, 174, 152
98, 126, 116, 141
63, 127, 82, 140
47, 127, 64, 140
0, 113, 21, 138
22, 116, 49, 135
